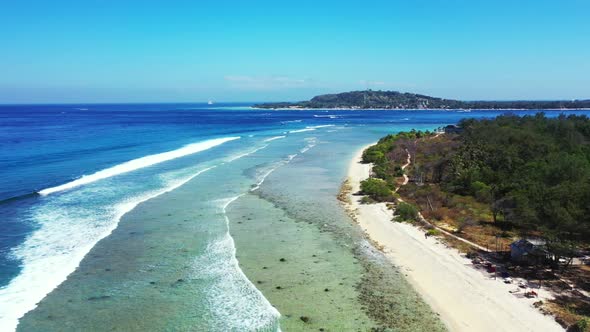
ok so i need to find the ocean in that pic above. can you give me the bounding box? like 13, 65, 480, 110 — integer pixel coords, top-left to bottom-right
1, 104, 588, 331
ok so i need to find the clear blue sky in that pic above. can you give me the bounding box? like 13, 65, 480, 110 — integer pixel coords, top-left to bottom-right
1, 0, 589, 103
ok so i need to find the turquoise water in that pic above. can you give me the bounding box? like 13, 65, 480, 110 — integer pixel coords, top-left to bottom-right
2, 104, 590, 330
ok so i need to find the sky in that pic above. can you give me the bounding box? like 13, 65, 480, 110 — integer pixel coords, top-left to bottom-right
1, 0, 589, 103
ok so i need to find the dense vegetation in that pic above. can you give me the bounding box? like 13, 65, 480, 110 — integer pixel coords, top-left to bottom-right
362, 114, 590, 330
255, 90, 590, 110
359, 130, 429, 220
361, 129, 430, 188
359, 178, 395, 202
395, 202, 419, 222
446, 115, 590, 257
365, 114, 590, 258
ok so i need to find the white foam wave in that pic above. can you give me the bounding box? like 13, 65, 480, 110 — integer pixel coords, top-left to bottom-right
0, 166, 217, 331
38, 137, 240, 196
299, 137, 318, 154
288, 128, 315, 133
189, 197, 281, 331
280, 119, 302, 124
308, 125, 335, 129
263, 136, 286, 142
226, 145, 268, 162
313, 115, 339, 119
300, 144, 316, 154
250, 137, 317, 190
300, 147, 312, 153
250, 153, 298, 192
250, 167, 279, 192
289, 125, 335, 134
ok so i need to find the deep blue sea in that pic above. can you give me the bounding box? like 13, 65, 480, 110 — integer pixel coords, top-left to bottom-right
2, 103, 589, 330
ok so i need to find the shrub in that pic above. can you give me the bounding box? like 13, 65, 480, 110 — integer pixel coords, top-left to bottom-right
574, 318, 588, 332
395, 202, 419, 222
471, 181, 492, 202
426, 229, 440, 236
393, 165, 404, 177
362, 148, 385, 164
431, 207, 450, 221
360, 178, 393, 202
457, 217, 477, 233
360, 196, 375, 204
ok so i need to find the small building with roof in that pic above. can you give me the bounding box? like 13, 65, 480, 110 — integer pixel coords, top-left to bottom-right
510, 238, 549, 264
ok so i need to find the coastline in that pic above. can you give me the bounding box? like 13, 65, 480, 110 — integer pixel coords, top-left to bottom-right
344, 144, 565, 332
251, 106, 590, 111
227, 138, 446, 331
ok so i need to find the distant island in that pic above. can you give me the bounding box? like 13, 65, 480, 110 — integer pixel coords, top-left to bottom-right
254, 90, 590, 110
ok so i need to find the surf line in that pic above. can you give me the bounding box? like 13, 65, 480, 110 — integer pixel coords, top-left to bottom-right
220, 195, 282, 331
39, 137, 240, 196
3, 142, 280, 331
0, 164, 221, 332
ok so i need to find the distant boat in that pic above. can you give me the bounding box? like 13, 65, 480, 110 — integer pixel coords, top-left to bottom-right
208, 100, 214, 105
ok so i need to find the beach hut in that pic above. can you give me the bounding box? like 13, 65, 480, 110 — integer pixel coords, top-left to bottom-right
510, 239, 548, 264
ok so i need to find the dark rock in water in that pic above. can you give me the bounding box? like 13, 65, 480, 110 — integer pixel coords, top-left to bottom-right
263, 266, 268, 269
257, 280, 263, 284
324, 288, 329, 292
104, 268, 111, 272
87, 295, 111, 301
319, 329, 325, 331
177, 278, 185, 283
149, 281, 156, 285
279, 258, 286, 262
276, 286, 282, 289
312, 254, 317, 257
300, 316, 310, 323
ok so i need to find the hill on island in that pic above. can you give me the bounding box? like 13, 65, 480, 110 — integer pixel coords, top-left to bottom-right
254, 90, 590, 110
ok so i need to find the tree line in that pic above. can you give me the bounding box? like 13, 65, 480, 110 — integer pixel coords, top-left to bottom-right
361, 114, 590, 265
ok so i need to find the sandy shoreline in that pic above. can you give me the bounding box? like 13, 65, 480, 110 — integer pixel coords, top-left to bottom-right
345, 145, 564, 332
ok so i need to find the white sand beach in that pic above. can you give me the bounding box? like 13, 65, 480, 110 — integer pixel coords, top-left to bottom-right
346, 145, 564, 332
